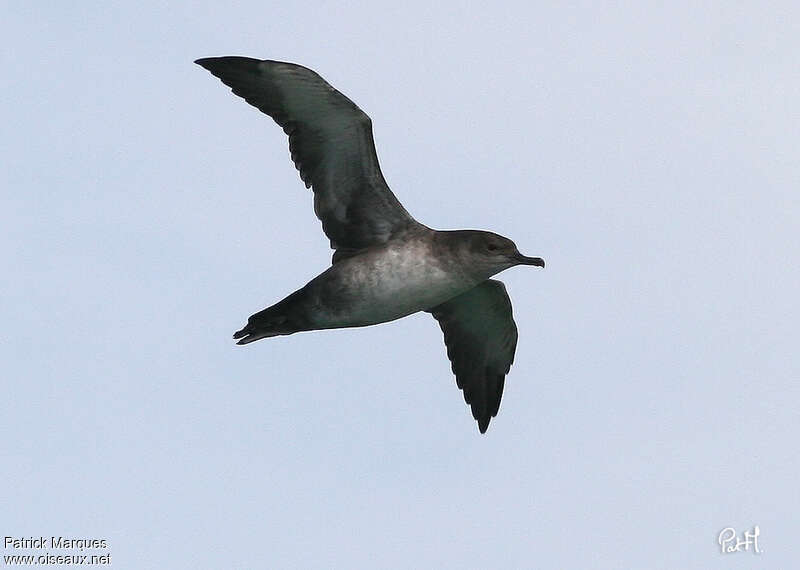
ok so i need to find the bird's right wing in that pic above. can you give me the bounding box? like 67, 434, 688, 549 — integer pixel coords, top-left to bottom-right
428, 279, 519, 433
195, 57, 422, 254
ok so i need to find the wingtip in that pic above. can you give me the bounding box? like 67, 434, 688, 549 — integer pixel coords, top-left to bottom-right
478, 419, 490, 434
194, 57, 217, 70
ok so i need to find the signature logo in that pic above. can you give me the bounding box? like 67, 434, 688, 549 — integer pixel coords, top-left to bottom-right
718, 525, 761, 554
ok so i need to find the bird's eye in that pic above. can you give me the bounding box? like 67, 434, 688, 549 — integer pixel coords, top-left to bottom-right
487, 243, 499, 252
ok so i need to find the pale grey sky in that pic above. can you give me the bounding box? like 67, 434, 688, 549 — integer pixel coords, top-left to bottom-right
2, 1, 798, 568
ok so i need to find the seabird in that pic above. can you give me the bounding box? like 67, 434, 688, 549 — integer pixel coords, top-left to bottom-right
196, 56, 545, 433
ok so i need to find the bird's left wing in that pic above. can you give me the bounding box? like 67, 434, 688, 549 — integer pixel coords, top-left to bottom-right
428, 279, 519, 433
195, 57, 422, 255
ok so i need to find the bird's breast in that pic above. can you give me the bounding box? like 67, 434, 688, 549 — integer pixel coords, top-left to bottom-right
309, 241, 473, 328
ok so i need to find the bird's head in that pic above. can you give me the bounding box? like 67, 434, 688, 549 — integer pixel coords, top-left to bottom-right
455, 230, 545, 278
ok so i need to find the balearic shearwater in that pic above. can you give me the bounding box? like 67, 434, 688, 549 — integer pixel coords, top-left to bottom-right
196, 56, 545, 433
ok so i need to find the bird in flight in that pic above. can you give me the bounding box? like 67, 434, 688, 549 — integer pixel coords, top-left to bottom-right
196, 56, 545, 433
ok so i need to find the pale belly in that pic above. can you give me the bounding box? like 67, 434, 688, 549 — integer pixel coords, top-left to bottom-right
305, 243, 475, 328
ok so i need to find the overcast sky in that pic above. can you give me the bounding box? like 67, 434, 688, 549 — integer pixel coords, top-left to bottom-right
3, 2, 798, 568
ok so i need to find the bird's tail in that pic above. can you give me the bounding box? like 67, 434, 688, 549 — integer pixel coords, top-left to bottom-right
232, 289, 308, 345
